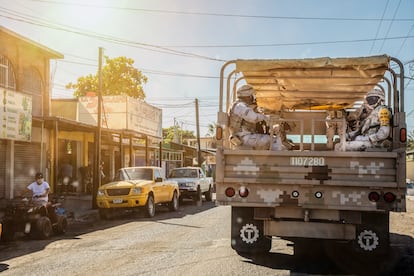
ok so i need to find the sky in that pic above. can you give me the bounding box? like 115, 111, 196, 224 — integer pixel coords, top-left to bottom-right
0, 0, 413, 136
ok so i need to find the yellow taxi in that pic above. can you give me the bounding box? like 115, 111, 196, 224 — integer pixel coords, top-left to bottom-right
96, 166, 179, 219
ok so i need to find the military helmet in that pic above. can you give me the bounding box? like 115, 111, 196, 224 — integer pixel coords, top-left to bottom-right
237, 84, 255, 98
366, 88, 385, 101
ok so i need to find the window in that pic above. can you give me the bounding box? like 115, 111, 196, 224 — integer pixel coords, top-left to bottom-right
21, 67, 43, 116
0, 55, 16, 90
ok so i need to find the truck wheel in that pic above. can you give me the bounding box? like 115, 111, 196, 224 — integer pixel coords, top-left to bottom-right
53, 215, 68, 234
35, 216, 52, 239
325, 212, 392, 274
204, 186, 213, 202
193, 186, 202, 204
168, 191, 179, 211
231, 206, 271, 256
145, 194, 155, 218
1, 220, 15, 242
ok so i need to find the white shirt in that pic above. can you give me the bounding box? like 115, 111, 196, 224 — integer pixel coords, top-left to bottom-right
27, 180, 50, 202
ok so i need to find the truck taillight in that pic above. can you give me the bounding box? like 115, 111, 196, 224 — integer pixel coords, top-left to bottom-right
216, 126, 223, 140
239, 186, 249, 197
368, 191, 380, 202
400, 128, 406, 143
384, 192, 396, 203
225, 187, 235, 197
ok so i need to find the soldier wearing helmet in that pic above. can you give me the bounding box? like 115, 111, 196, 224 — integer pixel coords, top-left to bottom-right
228, 84, 286, 150
335, 88, 392, 151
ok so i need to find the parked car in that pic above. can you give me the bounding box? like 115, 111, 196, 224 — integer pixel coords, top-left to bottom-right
407, 180, 414, 196
96, 166, 180, 219
168, 167, 214, 203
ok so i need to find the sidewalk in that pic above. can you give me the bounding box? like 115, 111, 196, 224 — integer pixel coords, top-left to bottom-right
61, 194, 99, 224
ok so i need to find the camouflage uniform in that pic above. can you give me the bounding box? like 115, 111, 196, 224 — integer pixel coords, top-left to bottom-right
326, 109, 346, 150
228, 85, 286, 150
335, 89, 391, 151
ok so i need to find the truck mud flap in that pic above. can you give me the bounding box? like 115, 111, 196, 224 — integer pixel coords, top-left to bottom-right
231, 206, 271, 255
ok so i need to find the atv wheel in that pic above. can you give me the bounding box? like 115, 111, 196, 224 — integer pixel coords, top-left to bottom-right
35, 216, 52, 239
53, 215, 68, 234
1, 220, 15, 242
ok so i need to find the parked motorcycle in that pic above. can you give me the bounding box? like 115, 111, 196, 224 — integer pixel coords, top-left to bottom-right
1, 196, 67, 241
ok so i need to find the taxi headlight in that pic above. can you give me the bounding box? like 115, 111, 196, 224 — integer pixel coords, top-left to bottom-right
132, 187, 142, 195
97, 190, 105, 197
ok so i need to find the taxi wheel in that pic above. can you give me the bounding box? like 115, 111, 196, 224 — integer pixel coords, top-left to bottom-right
169, 191, 179, 211
145, 194, 155, 218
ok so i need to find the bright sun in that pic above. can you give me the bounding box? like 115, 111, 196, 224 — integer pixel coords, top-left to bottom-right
57, 1, 111, 30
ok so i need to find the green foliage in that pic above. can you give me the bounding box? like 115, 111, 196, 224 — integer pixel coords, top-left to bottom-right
66, 56, 147, 99
163, 126, 196, 145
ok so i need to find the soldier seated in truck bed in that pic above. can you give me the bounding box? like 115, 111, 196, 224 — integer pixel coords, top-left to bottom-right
228, 84, 293, 151
335, 88, 392, 151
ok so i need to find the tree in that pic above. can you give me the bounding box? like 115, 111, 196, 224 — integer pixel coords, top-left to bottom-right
163, 126, 196, 145
66, 56, 147, 99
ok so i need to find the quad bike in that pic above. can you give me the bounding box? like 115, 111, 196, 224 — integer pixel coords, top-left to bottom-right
1, 196, 67, 241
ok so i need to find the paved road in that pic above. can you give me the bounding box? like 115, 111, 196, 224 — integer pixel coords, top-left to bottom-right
0, 198, 413, 275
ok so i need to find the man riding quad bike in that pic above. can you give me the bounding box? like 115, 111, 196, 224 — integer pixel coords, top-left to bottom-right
1, 173, 67, 241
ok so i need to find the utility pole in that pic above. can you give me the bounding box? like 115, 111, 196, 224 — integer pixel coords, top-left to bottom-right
195, 98, 202, 166
92, 47, 103, 209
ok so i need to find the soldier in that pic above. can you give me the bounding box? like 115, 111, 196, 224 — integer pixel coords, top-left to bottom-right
326, 109, 346, 150
335, 88, 392, 151
228, 84, 286, 150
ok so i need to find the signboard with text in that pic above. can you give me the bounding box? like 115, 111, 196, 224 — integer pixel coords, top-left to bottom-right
78, 95, 162, 138
0, 89, 32, 141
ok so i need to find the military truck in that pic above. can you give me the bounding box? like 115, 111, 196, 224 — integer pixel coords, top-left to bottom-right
214, 55, 407, 267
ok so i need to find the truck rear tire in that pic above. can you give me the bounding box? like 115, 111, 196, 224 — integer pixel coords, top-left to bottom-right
325, 212, 392, 274
231, 206, 271, 256
204, 186, 213, 202
193, 186, 202, 205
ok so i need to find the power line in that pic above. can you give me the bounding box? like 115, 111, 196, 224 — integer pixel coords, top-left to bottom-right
159, 35, 414, 48
30, 0, 414, 22
369, 0, 389, 54
379, 0, 402, 52
0, 7, 224, 62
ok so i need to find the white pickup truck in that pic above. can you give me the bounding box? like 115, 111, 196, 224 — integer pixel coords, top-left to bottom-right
168, 167, 214, 203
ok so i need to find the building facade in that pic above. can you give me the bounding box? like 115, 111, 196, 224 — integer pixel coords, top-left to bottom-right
0, 26, 63, 199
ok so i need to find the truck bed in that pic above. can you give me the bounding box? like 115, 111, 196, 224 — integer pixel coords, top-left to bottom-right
216, 149, 406, 212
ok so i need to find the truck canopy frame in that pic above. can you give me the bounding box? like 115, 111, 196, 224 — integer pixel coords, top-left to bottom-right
219, 55, 404, 114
